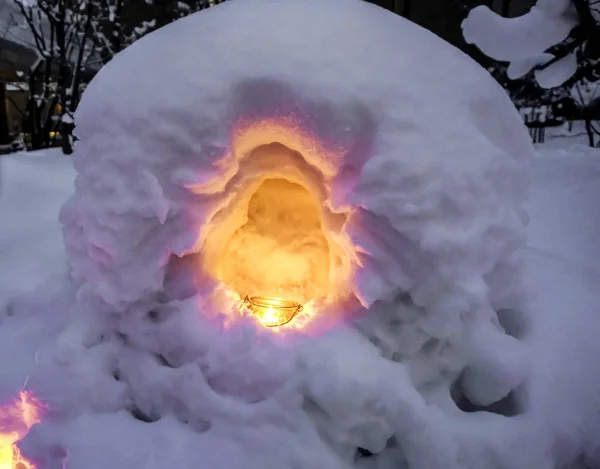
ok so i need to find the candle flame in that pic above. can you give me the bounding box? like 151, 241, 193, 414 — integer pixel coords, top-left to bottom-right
241, 296, 303, 328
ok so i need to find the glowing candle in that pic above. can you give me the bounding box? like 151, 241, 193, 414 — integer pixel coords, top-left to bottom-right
241, 296, 303, 327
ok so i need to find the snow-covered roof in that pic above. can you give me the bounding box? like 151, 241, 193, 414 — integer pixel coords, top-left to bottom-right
5, 81, 27, 91
0, 1, 38, 50
0, 2, 100, 78
0, 1, 42, 75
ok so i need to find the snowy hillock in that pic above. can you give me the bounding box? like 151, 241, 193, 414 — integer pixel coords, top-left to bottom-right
1, 1, 599, 469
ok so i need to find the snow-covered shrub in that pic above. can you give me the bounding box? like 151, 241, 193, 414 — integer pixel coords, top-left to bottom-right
463, 0, 599, 88
463, 0, 600, 146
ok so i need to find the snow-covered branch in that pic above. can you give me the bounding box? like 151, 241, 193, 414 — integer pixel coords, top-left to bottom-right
462, 0, 599, 88
462, 0, 600, 147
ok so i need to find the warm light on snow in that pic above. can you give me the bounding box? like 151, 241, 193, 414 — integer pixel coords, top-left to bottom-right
0, 391, 45, 469
231, 118, 345, 178
199, 118, 359, 326
241, 296, 304, 327
216, 178, 333, 306
35, 0, 583, 466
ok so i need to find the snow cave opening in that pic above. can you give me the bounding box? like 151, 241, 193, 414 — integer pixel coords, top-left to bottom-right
218, 177, 330, 305
201, 142, 354, 324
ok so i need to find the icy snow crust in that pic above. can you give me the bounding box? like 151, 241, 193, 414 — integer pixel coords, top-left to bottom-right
3, 0, 553, 468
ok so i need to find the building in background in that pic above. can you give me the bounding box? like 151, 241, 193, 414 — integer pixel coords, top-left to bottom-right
0, 1, 38, 147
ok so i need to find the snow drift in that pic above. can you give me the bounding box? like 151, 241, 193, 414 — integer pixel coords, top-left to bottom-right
1, 0, 555, 468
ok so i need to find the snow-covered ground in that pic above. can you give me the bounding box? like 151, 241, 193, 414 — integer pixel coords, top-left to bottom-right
527, 143, 600, 274
1, 0, 599, 464
0, 150, 75, 304
542, 121, 598, 149
0, 136, 599, 468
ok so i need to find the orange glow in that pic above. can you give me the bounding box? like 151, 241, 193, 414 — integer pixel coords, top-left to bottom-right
0, 391, 45, 469
186, 117, 345, 196
218, 177, 331, 306
195, 118, 358, 330
231, 118, 344, 178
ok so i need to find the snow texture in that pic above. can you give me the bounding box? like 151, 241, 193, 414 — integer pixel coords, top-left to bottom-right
0, 151, 75, 305
1, 141, 600, 469
6, 1, 600, 469
462, 0, 579, 85
534, 52, 578, 88
526, 143, 600, 273
507, 53, 554, 80
0, 143, 600, 469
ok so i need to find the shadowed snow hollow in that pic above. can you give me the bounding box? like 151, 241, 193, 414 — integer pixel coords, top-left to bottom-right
1, 0, 560, 468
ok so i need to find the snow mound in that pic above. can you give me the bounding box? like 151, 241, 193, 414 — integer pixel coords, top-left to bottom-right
63, 0, 532, 320
3, 0, 545, 468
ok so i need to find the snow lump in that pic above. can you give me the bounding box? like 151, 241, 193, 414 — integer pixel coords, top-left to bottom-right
8, 0, 543, 468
